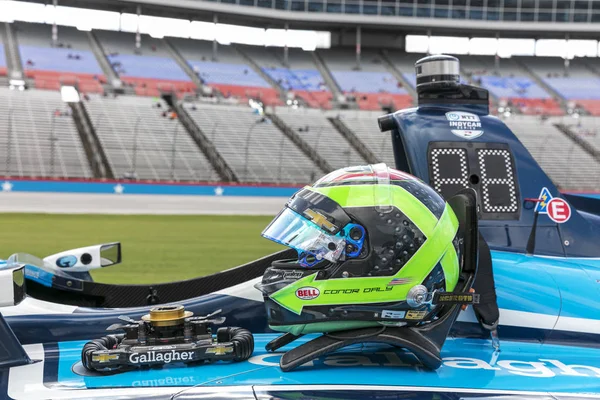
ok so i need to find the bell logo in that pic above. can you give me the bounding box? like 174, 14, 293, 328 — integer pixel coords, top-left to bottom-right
296, 287, 320, 300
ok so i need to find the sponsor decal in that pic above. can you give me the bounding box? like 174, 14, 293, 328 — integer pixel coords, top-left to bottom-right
382, 310, 406, 319
249, 353, 600, 379
206, 345, 234, 356
295, 286, 320, 300
363, 286, 394, 293
56, 255, 77, 268
304, 209, 337, 233
534, 187, 571, 224
405, 310, 427, 320
388, 278, 412, 286
128, 350, 194, 364
324, 288, 359, 295
149, 345, 175, 351
132, 376, 196, 387
534, 187, 552, 213
436, 293, 478, 303
546, 198, 571, 224
92, 353, 119, 363
445, 111, 484, 140
283, 271, 303, 280
322, 287, 394, 295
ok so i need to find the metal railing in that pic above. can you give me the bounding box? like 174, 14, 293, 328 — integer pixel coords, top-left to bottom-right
201, 0, 599, 23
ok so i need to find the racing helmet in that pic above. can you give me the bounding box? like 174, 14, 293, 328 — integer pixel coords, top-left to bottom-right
255, 164, 461, 335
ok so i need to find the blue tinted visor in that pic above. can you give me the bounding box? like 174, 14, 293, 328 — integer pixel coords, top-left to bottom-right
262, 207, 346, 264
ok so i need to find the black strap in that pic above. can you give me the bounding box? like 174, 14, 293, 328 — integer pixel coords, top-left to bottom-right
472, 235, 500, 330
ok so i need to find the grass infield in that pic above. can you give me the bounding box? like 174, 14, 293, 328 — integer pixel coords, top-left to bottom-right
0, 213, 283, 284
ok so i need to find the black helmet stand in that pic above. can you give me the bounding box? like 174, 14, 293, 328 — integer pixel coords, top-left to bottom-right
266, 189, 480, 372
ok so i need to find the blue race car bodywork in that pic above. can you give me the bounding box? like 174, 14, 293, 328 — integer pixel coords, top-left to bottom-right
1, 86, 600, 400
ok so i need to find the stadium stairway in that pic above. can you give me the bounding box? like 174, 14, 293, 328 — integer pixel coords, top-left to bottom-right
513, 57, 568, 114
163, 38, 205, 95
328, 116, 380, 164
312, 50, 344, 106
379, 50, 417, 100
574, 61, 600, 116
554, 122, 600, 163
2, 23, 24, 81
232, 44, 288, 106
70, 100, 114, 179
267, 112, 332, 174
86, 30, 122, 91
172, 101, 239, 182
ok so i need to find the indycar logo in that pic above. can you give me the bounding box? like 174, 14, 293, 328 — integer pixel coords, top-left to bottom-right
534, 187, 571, 224
445, 111, 483, 140
128, 350, 194, 364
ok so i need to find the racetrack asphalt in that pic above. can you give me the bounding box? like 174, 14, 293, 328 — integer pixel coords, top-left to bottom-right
0, 192, 286, 215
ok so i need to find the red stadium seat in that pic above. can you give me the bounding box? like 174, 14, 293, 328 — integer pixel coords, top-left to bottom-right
510, 98, 564, 116
577, 100, 600, 116
121, 77, 197, 96
209, 84, 282, 106
351, 93, 414, 111
292, 90, 332, 109
26, 69, 105, 93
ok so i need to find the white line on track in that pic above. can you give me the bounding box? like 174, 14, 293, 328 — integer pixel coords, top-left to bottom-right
0, 192, 286, 215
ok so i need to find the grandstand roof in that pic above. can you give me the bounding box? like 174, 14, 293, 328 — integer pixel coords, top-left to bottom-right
16, 0, 600, 38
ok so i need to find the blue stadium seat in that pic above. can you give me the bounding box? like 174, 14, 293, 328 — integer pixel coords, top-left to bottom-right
20, 45, 103, 75
262, 67, 326, 91
543, 77, 600, 100
0, 43, 6, 75
330, 70, 407, 94
476, 76, 551, 99
108, 54, 190, 81
190, 60, 270, 88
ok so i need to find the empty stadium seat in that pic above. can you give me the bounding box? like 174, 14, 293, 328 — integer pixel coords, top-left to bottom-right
506, 116, 600, 191
85, 95, 217, 182
190, 61, 279, 105
0, 88, 92, 179
541, 77, 600, 115
565, 117, 600, 159
185, 103, 317, 184
15, 22, 106, 93
0, 43, 6, 77
264, 67, 330, 108
477, 76, 551, 99
166, 39, 281, 105
331, 70, 411, 111
337, 110, 396, 165
275, 107, 367, 169
511, 98, 564, 116
108, 54, 195, 96
577, 100, 600, 116
95, 30, 196, 97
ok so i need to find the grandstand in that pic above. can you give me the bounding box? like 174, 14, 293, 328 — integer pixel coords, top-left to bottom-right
0, 87, 92, 178
15, 22, 104, 93
0, 0, 599, 193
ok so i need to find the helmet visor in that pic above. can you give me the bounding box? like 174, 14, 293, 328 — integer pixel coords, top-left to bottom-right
262, 207, 345, 264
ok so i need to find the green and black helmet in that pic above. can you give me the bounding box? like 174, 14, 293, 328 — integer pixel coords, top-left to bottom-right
256, 164, 462, 335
